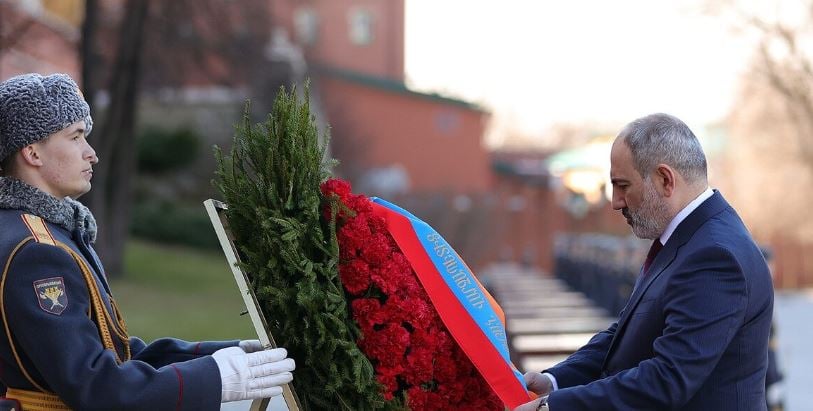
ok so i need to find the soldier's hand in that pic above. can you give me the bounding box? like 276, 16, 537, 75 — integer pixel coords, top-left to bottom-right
213, 346, 295, 402
524, 371, 553, 396
238, 339, 264, 353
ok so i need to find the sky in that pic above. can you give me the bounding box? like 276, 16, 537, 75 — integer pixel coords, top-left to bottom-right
404, 0, 762, 144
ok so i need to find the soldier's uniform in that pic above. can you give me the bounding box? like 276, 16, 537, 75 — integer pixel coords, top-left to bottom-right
0, 72, 295, 410
0, 180, 233, 411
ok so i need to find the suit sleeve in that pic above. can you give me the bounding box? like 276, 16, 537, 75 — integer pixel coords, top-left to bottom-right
543, 322, 616, 388
129, 337, 237, 369
4, 242, 222, 411
548, 246, 749, 410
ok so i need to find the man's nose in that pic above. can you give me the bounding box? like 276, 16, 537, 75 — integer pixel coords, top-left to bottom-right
611, 190, 625, 210
85, 144, 99, 165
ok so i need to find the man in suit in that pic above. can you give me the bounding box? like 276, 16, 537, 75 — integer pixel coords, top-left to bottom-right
516, 113, 773, 410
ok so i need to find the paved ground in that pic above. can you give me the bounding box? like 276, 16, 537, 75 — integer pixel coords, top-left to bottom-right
774, 290, 813, 411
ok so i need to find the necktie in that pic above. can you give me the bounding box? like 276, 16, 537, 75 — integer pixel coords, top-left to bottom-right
642, 239, 663, 274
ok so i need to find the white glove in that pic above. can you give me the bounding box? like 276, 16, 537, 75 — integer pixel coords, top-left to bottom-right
238, 339, 264, 353
212, 346, 295, 403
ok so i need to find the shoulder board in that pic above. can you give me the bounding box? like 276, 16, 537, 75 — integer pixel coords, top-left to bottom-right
20, 214, 56, 246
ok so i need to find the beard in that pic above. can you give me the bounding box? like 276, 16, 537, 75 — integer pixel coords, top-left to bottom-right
623, 179, 671, 240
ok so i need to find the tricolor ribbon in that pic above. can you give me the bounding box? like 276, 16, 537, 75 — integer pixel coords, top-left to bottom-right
371, 198, 531, 408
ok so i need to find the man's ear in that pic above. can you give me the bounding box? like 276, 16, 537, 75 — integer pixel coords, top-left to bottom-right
653, 164, 676, 197
19, 144, 44, 167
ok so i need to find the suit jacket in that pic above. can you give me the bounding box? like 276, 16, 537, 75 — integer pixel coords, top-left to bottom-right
0, 208, 235, 410
545, 191, 773, 410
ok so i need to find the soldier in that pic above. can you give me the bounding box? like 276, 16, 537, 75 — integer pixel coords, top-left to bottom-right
0, 73, 295, 410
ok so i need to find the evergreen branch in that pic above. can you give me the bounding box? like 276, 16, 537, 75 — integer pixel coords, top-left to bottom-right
214, 85, 399, 410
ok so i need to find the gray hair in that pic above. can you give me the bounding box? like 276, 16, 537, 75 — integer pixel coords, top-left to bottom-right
618, 113, 707, 184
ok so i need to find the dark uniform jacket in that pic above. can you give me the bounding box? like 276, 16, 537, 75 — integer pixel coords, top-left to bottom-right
545, 191, 774, 410
0, 177, 234, 410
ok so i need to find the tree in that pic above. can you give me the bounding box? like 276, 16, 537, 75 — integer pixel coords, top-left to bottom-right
80, 0, 149, 277
79, 0, 279, 275
742, 2, 813, 170
712, 0, 813, 240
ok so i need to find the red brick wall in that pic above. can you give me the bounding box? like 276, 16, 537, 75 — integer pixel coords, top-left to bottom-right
488, 177, 566, 272
318, 75, 491, 193
271, 0, 404, 81
765, 235, 813, 289
383, 180, 564, 273
0, 4, 80, 81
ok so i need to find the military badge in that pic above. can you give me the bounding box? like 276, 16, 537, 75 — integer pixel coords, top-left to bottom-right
33, 277, 68, 315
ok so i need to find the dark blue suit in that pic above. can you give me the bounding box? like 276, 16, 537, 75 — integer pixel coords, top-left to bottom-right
0, 208, 235, 410
545, 192, 773, 410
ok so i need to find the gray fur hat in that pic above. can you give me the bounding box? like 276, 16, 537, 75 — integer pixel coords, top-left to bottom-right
0, 73, 93, 163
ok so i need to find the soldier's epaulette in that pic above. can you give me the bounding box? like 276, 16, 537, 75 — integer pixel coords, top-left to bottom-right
20, 214, 56, 246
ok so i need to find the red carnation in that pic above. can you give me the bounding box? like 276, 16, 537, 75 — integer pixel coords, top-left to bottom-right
327, 178, 504, 410
339, 259, 372, 295
434, 355, 458, 384
320, 178, 351, 200
350, 298, 386, 331
359, 323, 410, 364
404, 346, 434, 385
360, 232, 394, 267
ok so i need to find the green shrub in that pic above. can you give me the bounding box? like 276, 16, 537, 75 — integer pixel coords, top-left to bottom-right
130, 201, 219, 249
137, 127, 201, 173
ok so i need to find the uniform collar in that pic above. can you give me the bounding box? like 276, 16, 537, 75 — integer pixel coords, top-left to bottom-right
0, 176, 97, 243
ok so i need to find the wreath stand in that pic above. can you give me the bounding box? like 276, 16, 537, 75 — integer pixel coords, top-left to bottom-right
205, 199, 302, 411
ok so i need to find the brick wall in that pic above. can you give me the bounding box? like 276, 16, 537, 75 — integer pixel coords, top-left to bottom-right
318, 73, 492, 194
271, 0, 404, 81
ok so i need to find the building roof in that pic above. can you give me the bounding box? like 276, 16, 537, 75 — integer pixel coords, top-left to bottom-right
313, 65, 487, 113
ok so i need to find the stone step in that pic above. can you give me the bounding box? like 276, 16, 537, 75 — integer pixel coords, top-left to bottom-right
493, 278, 570, 287
505, 306, 608, 319
500, 296, 592, 309
512, 333, 596, 355
497, 288, 585, 297
508, 317, 612, 335
483, 266, 612, 380
520, 355, 570, 373
492, 277, 569, 286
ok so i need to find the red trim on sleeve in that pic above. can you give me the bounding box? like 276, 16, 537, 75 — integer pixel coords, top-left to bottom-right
170, 364, 184, 411
193, 342, 202, 355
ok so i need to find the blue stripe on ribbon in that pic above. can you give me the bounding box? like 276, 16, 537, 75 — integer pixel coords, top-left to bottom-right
371, 197, 524, 384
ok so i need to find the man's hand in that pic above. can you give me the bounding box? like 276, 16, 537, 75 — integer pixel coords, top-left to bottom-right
238, 339, 264, 353
524, 371, 553, 395
513, 396, 545, 411
213, 346, 295, 403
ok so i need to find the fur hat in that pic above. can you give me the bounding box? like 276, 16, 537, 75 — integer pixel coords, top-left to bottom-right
0, 73, 93, 163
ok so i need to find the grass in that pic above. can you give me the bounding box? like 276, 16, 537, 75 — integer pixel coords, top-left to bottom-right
111, 240, 255, 343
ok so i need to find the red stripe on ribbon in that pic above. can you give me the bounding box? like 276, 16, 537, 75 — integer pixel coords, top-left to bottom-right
373, 203, 530, 408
